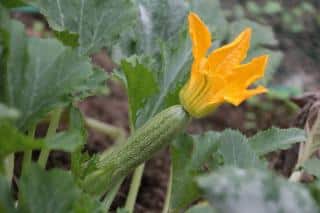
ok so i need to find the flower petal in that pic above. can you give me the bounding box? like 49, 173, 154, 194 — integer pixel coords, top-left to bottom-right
188, 12, 211, 60
223, 86, 268, 106
207, 28, 251, 75
229, 55, 269, 87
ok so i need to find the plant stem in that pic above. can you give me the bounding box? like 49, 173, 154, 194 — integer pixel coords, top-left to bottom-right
103, 177, 125, 211
4, 154, 14, 185
38, 108, 63, 169
162, 164, 173, 213
22, 126, 36, 172
289, 170, 302, 182
85, 117, 126, 144
125, 164, 145, 212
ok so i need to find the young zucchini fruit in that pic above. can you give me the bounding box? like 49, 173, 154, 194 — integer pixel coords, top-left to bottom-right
82, 105, 190, 195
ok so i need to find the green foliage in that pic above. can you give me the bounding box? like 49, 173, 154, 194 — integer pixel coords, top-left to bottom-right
121, 56, 158, 125
245, 1, 317, 34
170, 127, 306, 211
170, 132, 220, 210
134, 0, 189, 55
19, 164, 103, 213
0, 123, 42, 162
304, 158, 320, 178
121, 30, 192, 127
186, 202, 216, 213
1, 0, 25, 8
0, 122, 84, 166
45, 131, 84, 152
0, 19, 107, 130
135, 30, 191, 126
0, 176, 15, 213
198, 167, 318, 213
249, 127, 306, 155
27, 0, 136, 55
219, 129, 263, 168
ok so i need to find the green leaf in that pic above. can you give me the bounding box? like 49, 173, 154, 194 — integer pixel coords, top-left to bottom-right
134, 0, 189, 54
28, 0, 136, 55
0, 175, 16, 213
0, 20, 103, 130
73, 67, 109, 101
170, 132, 220, 210
72, 193, 104, 213
218, 129, 263, 168
45, 130, 84, 152
303, 158, 320, 178
136, 30, 192, 126
120, 56, 158, 125
68, 106, 95, 181
21, 165, 69, 210
0, 122, 84, 165
19, 164, 103, 213
0, 123, 43, 160
1, 0, 26, 8
68, 106, 87, 138
249, 127, 305, 155
53, 30, 79, 48
186, 203, 217, 213
198, 167, 318, 213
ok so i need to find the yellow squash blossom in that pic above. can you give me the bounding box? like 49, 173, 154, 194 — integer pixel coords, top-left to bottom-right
179, 12, 269, 118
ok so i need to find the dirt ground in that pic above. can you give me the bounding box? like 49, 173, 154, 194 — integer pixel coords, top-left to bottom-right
11, 0, 320, 212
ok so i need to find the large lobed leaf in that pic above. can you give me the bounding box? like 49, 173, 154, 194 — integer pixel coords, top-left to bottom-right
0, 19, 106, 130
120, 56, 158, 126
218, 129, 264, 168
27, 0, 136, 55
170, 127, 306, 210
170, 132, 220, 210
249, 127, 306, 155
134, 0, 189, 55
198, 167, 318, 213
18, 164, 103, 213
119, 30, 192, 127
135, 30, 192, 127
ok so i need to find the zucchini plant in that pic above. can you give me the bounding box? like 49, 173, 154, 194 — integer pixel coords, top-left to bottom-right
0, 1, 320, 213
